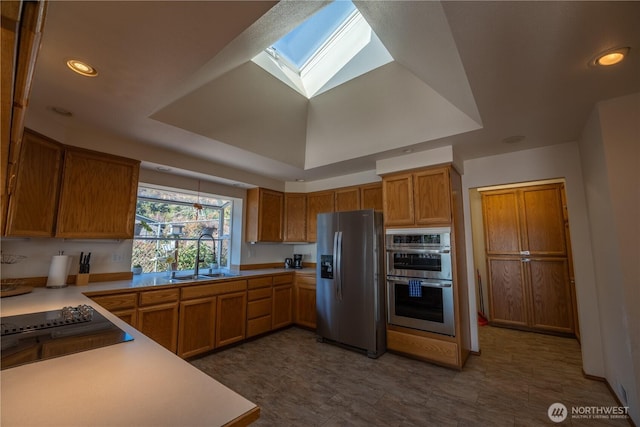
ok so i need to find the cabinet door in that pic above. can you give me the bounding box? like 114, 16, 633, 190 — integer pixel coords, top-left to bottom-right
272, 284, 293, 329
527, 258, 573, 334
382, 173, 414, 226
112, 309, 137, 327
487, 257, 528, 328
482, 190, 522, 255
306, 190, 334, 242
178, 297, 216, 358
216, 291, 247, 348
5, 130, 63, 236
520, 185, 567, 256
414, 168, 451, 225
56, 148, 139, 238
335, 187, 360, 212
296, 284, 316, 329
137, 302, 179, 352
245, 188, 283, 242
284, 193, 306, 242
360, 183, 383, 212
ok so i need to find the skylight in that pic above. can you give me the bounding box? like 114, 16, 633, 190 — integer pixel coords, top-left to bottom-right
252, 0, 393, 99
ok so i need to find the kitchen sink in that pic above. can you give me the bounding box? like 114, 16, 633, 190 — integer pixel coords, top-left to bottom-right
171, 273, 234, 281
171, 274, 198, 281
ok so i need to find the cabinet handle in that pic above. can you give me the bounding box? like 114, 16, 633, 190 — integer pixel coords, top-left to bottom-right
520, 250, 530, 255
521, 258, 531, 263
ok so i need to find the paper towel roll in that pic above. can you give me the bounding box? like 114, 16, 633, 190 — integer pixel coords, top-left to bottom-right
46, 255, 71, 288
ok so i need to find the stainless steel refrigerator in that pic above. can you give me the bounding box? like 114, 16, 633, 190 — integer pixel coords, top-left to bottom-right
316, 209, 386, 358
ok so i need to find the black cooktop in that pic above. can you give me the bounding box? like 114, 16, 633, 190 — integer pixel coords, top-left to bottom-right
1, 305, 133, 370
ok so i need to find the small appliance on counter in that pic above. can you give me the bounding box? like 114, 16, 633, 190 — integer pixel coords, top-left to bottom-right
293, 254, 303, 269
284, 258, 293, 269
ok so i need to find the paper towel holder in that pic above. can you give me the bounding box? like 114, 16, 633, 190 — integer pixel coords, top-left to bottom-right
46, 254, 71, 288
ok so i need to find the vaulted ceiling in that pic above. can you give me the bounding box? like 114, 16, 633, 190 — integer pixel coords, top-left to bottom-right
25, 1, 640, 185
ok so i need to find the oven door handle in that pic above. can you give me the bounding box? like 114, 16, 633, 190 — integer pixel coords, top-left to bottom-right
385, 248, 450, 254
387, 278, 452, 288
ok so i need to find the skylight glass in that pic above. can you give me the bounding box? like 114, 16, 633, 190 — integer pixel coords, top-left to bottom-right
271, 1, 357, 71
252, 0, 393, 99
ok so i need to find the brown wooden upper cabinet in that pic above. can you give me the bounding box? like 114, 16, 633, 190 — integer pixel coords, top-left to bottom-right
56, 147, 140, 239
284, 193, 306, 242
1, 0, 48, 236
4, 130, 63, 236
382, 166, 452, 227
306, 190, 335, 242
360, 182, 383, 212
482, 184, 567, 257
335, 186, 360, 212
4, 130, 140, 238
245, 187, 284, 242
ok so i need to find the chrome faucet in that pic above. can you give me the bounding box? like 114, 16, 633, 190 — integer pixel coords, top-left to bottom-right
194, 233, 215, 277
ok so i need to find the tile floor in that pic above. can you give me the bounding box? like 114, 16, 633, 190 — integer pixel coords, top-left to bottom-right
191, 326, 627, 426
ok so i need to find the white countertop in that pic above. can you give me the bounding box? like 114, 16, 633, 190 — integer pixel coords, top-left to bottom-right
0, 268, 313, 426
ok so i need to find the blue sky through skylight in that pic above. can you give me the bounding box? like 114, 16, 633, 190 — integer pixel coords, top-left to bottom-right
272, 1, 357, 70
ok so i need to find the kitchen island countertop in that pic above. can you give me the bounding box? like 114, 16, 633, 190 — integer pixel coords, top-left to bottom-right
0, 269, 318, 426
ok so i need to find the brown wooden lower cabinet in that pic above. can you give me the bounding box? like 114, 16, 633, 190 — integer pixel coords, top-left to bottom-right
246, 277, 273, 338
112, 308, 137, 327
295, 284, 316, 329
89, 293, 138, 326
88, 273, 319, 359
387, 327, 459, 368
178, 296, 216, 359
137, 302, 179, 352
488, 256, 574, 334
272, 284, 293, 329
216, 291, 247, 348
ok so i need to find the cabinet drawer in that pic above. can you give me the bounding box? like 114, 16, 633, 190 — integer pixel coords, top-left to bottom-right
139, 288, 179, 306
296, 274, 316, 286
247, 298, 272, 319
387, 329, 459, 367
90, 293, 137, 311
248, 276, 272, 289
181, 284, 217, 300
247, 316, 272, 338
273, 273, 294, 285
181, 280, 247, 300
248, 287, 272, 301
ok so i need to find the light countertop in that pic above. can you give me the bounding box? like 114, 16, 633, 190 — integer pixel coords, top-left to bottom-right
0, 268, 315, 426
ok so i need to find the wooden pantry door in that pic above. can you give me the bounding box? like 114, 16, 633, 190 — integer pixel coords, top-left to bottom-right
482, 183, 574, 335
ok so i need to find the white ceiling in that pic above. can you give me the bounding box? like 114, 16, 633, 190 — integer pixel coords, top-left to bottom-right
25, 1, 640, 185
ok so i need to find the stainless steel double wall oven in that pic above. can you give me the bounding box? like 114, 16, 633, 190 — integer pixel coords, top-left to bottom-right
386, 227, 455, 336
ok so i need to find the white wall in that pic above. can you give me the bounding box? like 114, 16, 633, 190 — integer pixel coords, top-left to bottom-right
578, 93, 639, 421
0, 238, 132, 279
461, 142, 605, 381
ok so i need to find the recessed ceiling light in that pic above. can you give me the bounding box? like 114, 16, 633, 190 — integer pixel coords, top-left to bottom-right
48, 106, 73, 117
590, 47, 630, 67
403, 148, 413, 154
155, 166, 171, 172
66, 59, 98, 77
502, 135, 525, 144
296, 179, 305, 182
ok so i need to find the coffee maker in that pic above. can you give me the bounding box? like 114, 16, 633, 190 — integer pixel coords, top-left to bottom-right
293, 254, 303, 269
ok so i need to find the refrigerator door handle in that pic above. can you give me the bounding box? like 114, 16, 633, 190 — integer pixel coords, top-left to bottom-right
334, 231, 343, 301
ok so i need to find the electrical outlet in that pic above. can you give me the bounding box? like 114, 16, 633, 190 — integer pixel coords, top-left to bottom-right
112, 253, 124, 263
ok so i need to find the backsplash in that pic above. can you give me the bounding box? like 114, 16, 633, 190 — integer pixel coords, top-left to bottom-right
1, 238, 318, 279
0, 238, 133, 279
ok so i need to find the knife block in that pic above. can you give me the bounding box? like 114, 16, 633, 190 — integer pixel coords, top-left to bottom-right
76, 273, 90, 286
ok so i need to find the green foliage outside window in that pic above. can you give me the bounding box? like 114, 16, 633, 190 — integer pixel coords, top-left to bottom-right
132, 186, 232, 274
